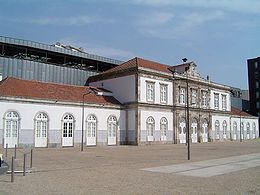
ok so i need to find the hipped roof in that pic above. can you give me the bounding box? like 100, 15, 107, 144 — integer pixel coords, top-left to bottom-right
0, 77, 121, 106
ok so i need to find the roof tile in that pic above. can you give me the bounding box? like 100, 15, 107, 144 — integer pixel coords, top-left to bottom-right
0, 77, 121, 105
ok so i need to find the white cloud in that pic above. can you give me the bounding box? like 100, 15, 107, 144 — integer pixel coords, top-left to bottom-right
138, 12, 175, 27
135, 10, 225, 39
24, 15, 115, 26
126, 0, 260, 14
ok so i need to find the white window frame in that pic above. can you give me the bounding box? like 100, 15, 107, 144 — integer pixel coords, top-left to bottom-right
160, 117, 167, 138
35, 113, 48, 138
233, 121, 237, 135
63, 114, 74, 138
147, 116, 155, 137
179, 87, 185, 105
201, 90, 207, 108
146, 82, 155, 102
160, 84, 168, 104
191, 89, 197, 106
4, 111, 19, 138
222, 94, 227, 111
107, 116, 117, 137
214, 93, 219, 110
215, 120, 220, 138
246, 122, 250, 135
223, 120, 227, 136
87, 115, 97, 138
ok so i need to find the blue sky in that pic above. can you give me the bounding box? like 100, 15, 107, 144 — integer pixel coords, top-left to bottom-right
0, 0, 259, 89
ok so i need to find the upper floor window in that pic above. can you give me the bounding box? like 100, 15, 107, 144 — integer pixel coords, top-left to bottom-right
222, 94, 227, 111
257, 102, 260, 109
256, 81, 259, 89
191, 89, 197, 106
214, 93, 219, 110
180, 88, 185, 105
160, 84, 168, 104
255, 62, 258, 69
256, 91, 259, 99
146, 82, 155, 102
201, 90, 207, 108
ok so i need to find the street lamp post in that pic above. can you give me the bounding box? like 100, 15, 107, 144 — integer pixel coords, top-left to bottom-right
184, 66, 190, 160
240, 110, 242, 142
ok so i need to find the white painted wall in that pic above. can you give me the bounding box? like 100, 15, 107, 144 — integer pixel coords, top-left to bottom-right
210, 90, 231, 111
90, 75, 136, 104
230, 117, 259, 140
127, 109, 136, 143
0, 100, 125, 147
139, 76, 173, 105
140, 110, 173, 142
212, 115, 230, 140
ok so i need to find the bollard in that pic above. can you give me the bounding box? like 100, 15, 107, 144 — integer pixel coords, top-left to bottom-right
30, 149, 33, 168
23, 154, 26, 176
11, 156, 14, 182
5, 144, 8, 157
0, 157, 1, 167
14, 144, 17, 159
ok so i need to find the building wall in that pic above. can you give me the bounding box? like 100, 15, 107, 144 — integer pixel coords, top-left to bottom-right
90, 75, 136, 104
139, 75, 173, 105
139, 109, 173, 143
0, 100, 125, 147
210, 89, 231, 111
212, 115, 230, 140
126, 109, 136, 144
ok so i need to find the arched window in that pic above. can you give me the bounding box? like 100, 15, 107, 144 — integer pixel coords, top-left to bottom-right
5, 111, 19, 138
160, 117, 168, 138
215, 120, 220, 138
147, 117, 155, 137
179, 118, 186, 134
202, 119, 208, 134
35, 113, 48, 138
191, 118, 198, 134
253, 122, 256, 137
246, 122, 250, 135
223, 120, 227, 136
108, 116, 117, 137
233, 121, 237, 135
63, 114, 74, 138
87, 115, 97, 138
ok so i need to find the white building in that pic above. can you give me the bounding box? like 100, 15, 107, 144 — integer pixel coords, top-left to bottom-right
0, 57, 258, 148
